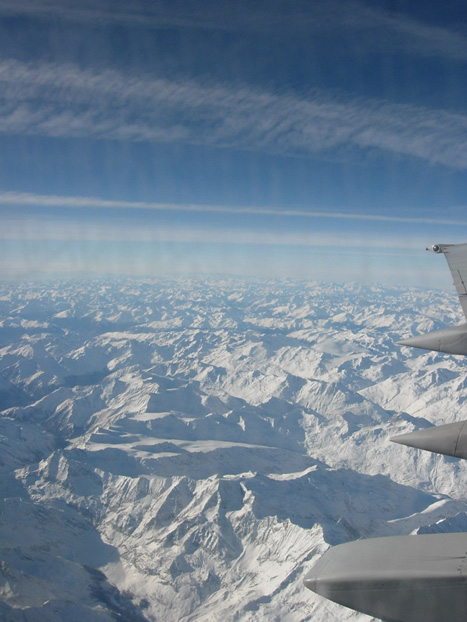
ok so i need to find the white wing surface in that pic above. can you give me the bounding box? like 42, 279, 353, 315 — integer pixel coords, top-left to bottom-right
431, 243, 467, 320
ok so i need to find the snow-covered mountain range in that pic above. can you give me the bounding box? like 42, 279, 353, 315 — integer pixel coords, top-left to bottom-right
1, 277, 467, 621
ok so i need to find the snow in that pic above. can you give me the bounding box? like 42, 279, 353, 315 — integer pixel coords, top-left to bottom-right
1, 277, 467, 621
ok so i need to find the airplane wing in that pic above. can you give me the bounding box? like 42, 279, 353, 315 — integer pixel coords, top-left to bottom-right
429, 243, 467, 320
398, 243, 467, 354
304, 242, 467, 621
306, 414, 467, 622
305, 533, 467, 622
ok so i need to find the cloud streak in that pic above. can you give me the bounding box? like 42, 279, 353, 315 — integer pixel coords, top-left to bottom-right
0, 214, 451, 288
0, 59, 466, 168
1, 190, 467, 227
1, 1, 466, 62
0, 214, 442, 255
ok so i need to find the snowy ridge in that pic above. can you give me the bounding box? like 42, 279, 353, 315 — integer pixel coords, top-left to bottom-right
1, 278, 467, 621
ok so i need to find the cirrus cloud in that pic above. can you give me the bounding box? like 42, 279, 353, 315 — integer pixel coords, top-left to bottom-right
0, 59, 466, 168
1, 189, 467, 226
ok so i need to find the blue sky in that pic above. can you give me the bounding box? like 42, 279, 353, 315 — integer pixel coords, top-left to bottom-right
1, 0, 467, 286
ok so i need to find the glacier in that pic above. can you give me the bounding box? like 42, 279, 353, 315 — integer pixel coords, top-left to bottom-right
1, 277, 467, 621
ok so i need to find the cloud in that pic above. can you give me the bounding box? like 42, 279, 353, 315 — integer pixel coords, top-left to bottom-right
1, 190, 467, 227
341, 2, 467, 62
0, 215, 428, 250
0, 217, 450, 287
0, 59, 466, 168
1, 1, 466, 62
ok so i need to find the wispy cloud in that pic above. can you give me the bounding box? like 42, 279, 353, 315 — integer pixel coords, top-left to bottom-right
0, 213, 445, 257
1, 190, 467, 227
0, 59, 466, 168
0, 215, 450, 286
342, 2, 467, 62
1, 1, 466, 62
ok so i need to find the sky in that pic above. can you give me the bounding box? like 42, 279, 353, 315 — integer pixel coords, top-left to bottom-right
1, 0, 467, 286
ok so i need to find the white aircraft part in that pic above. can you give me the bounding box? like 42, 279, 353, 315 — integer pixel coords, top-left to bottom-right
391, 420, 467, 459
430, 243, 467, 319
398, 323, 467, 355
305, 533, 467, 622
397, 244, 467, 354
